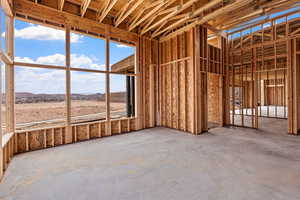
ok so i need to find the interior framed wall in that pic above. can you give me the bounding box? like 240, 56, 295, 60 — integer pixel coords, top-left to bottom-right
158, 25, 229, 134
228, 9, 300, 134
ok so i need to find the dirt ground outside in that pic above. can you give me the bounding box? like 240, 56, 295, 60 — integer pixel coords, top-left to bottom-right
1, 100, 127, 131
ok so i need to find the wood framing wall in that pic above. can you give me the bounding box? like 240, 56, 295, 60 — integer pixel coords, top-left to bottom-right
138, 37, 158, 129
158, 25, 229, 134
228, 10, 300, 134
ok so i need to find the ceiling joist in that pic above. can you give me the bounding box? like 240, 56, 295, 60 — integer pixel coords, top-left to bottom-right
114, 0, 143, 27
59, 0, 65, 11
98, 0, 119, 23
13, 0, 299, 40
81, 0, 92, 17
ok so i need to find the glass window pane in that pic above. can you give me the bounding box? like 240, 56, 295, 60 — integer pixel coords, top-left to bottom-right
71, 32, 105, 70
110, 74, 135, 119
14, 20, 65, 66
15, 66, 66, 131
110, 41, 135, 73
71, 71, 106, 124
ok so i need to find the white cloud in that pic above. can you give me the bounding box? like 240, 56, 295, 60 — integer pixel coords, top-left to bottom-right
15, 53, 104, 69
116, 44, 130, 48
13, 54, 111, 94
2, 25, 83, 43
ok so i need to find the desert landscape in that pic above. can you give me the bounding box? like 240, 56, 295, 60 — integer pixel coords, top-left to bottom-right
1, 92, 128, 131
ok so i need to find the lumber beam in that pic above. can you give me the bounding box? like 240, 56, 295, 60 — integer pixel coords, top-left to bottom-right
5, 15, 15, 133
160, 0, 252, 42
114, 0, 143, 27
105, 26, 111, 136
128, 0, 166, 32
0, 50, 13, 65
0, 0, 13, 17
152, 0, 222, 37
59, 0, 65, 11
98, 0, 119, 23
141, 0, 198, 35
14, 0, 139, 44
81, 0, 92, 17
65, 25, 72, 143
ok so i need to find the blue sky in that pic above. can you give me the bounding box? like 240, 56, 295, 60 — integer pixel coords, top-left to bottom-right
1, 13, 135, 94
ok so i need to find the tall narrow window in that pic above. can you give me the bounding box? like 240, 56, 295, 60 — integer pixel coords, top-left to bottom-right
110, 41, 136, 119
71, 71, 105, 124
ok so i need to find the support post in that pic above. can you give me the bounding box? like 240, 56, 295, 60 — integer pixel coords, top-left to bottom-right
5, 16, 14, 134
0, 48, 2, 179
126, 76, 131, 117
288, 38, 300, 134
65, 25, 72, 144
105, 26, 111, 136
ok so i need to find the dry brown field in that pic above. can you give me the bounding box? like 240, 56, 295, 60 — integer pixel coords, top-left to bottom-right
1, 100, 127, 131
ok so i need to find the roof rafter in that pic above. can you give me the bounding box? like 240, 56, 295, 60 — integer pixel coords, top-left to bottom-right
81, 0, 92, 17
150, 0, 223, 37
114, 0, 143, 27
128, 0, 167, 31
160, 0, 253, 41
140, 0, 200, 35
98, 0, 119, 23
58, 0, 65, 11
1, 0, 13, 16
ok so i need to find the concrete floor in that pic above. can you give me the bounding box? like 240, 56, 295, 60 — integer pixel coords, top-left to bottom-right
1, 119, 300, 200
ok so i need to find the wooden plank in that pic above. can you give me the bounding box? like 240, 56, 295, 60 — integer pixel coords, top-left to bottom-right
105, 26, 111, 136
0, 0, 13, 17
0, 52, 2, 177
65, 26, 72, 144
14, 0, 139, 44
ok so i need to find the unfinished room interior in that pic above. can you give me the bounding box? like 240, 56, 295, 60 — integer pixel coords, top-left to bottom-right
0, 0, 300, 199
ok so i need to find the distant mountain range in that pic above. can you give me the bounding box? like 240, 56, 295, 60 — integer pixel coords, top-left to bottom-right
8, 92, 126, 104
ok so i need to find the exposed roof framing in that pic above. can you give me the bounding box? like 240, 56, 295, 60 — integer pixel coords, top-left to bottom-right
13, 0, 300, 40
1, 0, 13, 16
114, 0, 143, 27
59, 0, 65, 11
81, 0, 92, 17
98, 0, 119, 23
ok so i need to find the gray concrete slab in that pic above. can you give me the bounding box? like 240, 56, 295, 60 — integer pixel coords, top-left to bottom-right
1, 121, 300, 200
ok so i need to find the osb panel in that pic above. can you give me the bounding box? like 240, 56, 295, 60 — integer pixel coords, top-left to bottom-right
144, 63, 150, 127
76, 125, 88, 141
172, 63, 178, 128
28, 130, 44, 151
111, 120, 120, 135
90, 123, 100, 138
17, 132, 26, 153
72, 126, 76, 142
166, 65, 172, 127
179, 61, 186, 130
208, 73, 221, 124
54, 128, 63, 145
186, 59, 194, 132
45, 129, 53, 147
121, 119, 129, 133
130, 119, 136, 131
100, 122, 106, 136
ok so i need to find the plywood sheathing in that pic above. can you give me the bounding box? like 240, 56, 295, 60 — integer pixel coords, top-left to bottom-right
137, 37, 158, 129
158, 25, 228, 134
